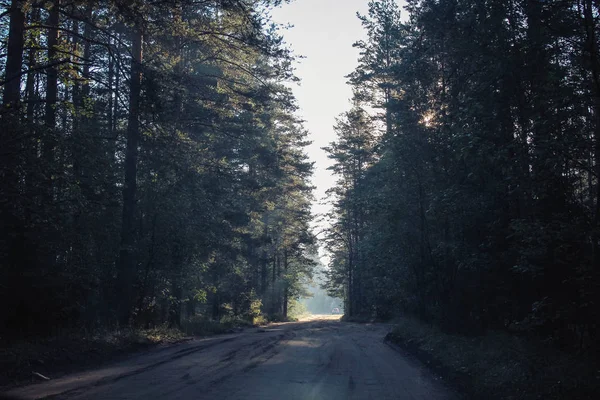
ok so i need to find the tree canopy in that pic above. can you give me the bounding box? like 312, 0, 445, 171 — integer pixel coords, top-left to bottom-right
0, 0, 316, 335
325, 0, 600, 351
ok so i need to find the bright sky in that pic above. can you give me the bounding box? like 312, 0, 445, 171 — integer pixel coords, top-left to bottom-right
270, 0, 370, 222
271, 0, 406, 231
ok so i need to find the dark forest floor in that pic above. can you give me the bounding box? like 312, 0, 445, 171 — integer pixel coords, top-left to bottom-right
0, 327, 190, 389
384, 315, 599, 400
0, 315, 279, 391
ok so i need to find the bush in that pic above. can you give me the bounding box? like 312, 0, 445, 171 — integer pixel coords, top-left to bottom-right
181, 316, 229, 336
252, 315, 268, 326
181, 314, 257, 336
267, 313, 285, 323
0, 326, 184, 387
220, 315, 254, 328
139, 326, 185, 343
287, 299, 309, 321
386, 315, 600, 400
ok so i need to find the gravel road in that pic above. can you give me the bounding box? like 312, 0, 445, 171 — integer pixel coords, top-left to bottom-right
5, 316, 456, 400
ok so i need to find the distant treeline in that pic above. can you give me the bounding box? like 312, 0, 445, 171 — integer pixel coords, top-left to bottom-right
325, 0, 600, 351
301, 262, 342, 315
0, 0, 315, 337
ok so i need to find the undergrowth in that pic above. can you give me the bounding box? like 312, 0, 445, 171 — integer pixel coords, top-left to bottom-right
181, 315, 257, 336
0, 326, 183, 387
0, 316, 260, 389
386, 315, 599, 400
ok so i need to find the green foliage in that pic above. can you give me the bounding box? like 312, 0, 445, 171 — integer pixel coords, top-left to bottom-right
0, 326, 185, 387
0, 0, 315, 337
248, 290, 263, 319
193, 290, 208, 304
286, 299, 308, 321
181, 315, 253, 336
326, 0, 600, 356
387, 315, 599, 399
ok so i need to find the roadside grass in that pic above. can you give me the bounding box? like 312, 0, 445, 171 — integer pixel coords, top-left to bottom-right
0, 316, 263, 389
263, 313, 302, 322
181, 315, 257, 336
341, 314, 378, 323
0, 325, 184, 387
386, 315, 600, 400
264, 300, 310, 323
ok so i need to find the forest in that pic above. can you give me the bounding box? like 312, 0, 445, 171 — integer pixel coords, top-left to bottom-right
325, 0, 600, 354
2, 0, 600, 388
3, 0, 600, 398
0, 0, 317, 337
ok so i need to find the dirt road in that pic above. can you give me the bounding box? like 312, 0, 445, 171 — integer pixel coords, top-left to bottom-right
5, 316, 456, 400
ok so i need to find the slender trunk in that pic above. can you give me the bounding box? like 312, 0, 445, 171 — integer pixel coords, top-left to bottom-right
72, 15, 82, 182
25, 7, 40, 121
384, 88, 391, 135
587, 17, 600, 227
81, 5, 92, 100
23, 6, 41, 199
72, 17, 80, 108
2, 0, 25, 109
582, 0, 600, 271
271, 249, 278, 314
282, 249, 288, 319
347, 240, 353, 317
43, 0, 59, 170
169, 263, 182, 328
211, 265, 220, 320
113, 33, 121, 135
108, 33, 120, 191
62, 16, 71, 136
1, 0, 26, 272
277, 248, 282, 314
107, 37, 114, 137
417, 175, 429, 319
136, 218, 156, 323
582, 0, 600, 330
1, 0, 25, 170
260, 252, 268, 295
44, 0, 59, 127
116, 27, 143, 326
73, 5, 92, 186
260, 224, 269, 296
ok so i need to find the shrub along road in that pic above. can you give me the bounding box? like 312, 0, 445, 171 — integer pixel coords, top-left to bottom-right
4, 316, 455, 400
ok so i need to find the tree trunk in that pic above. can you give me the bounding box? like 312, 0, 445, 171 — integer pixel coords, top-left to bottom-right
211, 265, 220, 320
282, 249, 288, 319
582, 0, 600, 332
260, 224, 269, 296
73, 5, 92, 189
0, 0, 26, 281
72, 14, 83, 182
116, 27, 143, 326
82, 5, 92, 100
347, 236, 353, 317
1, 0, 25, 188
2, 0, 25, 109
107, 37, 114, 137
44, 0, 59, 145
271, 250, 278, 315
24, 6, 40, 200
25, 6, 40, 121
113, 33, 121, 135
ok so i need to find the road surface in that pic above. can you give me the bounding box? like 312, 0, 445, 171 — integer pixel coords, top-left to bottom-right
5, 316, 456, 400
